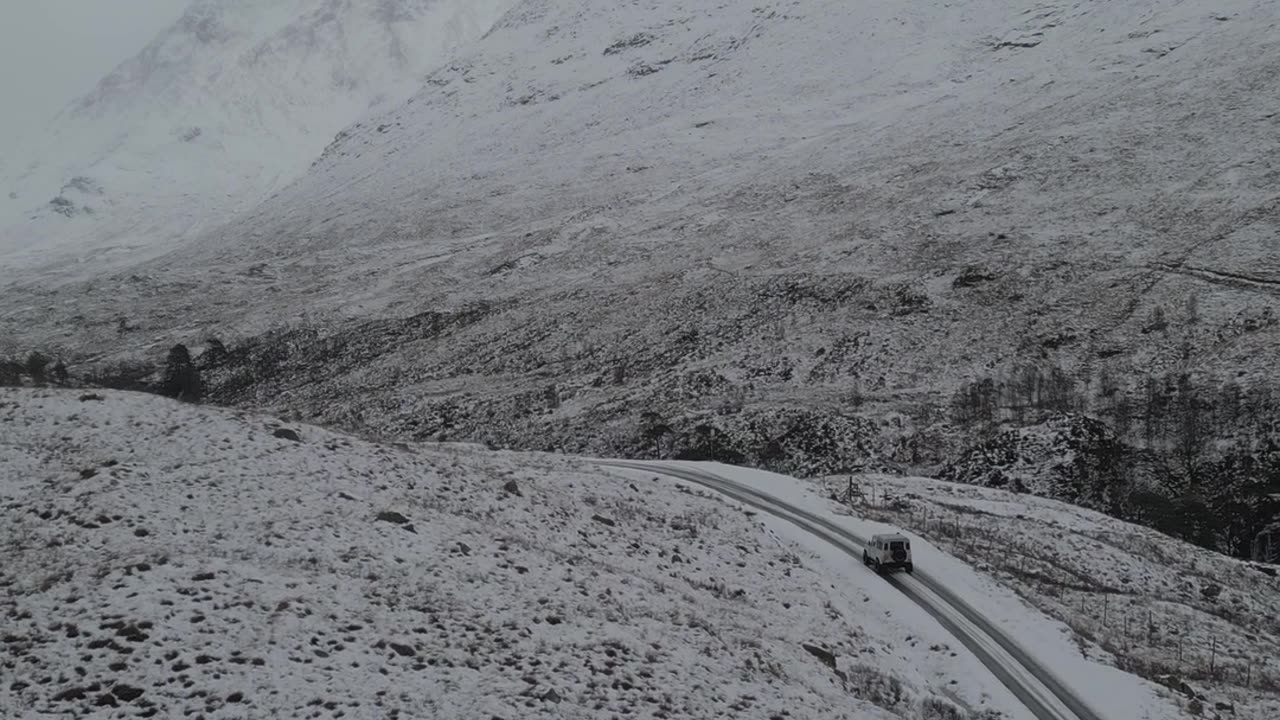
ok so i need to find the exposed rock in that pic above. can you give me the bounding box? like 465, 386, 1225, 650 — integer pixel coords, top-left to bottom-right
389, 642, 416, 657
1200, 583, 1222, 601
603, 33, 654, 55
591, 514, 616, 527
115, 623, 149, 643
801, 643, 837, 670
52, 686, 92, 702
273, 428, 302, 442
376, 510, 410, 525
112, 684, 145, 702
952, 266, 998, 289
1156, 674, 1205, 700
502, 479, 522, 496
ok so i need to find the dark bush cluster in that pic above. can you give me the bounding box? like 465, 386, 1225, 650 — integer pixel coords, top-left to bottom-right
945, 364, 1280, 561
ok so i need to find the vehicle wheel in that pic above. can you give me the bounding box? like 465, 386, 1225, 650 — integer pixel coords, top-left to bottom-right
905, 563, 914, 574
862, 551, 869, 566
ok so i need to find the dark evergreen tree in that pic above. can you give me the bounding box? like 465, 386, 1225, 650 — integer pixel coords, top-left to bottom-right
675, 423, 745, 464
51, 360, 69, 385
25, 352, 50, 384
0, 358, 21, 386
161, 344, 202, 402
1127, 489, 1178, 534
639, 410, 672, 458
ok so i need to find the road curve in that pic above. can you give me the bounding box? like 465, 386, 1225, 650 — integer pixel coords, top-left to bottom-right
599, 460, 1106, 720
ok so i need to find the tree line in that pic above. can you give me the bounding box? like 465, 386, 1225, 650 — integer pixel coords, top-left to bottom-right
1, 342, 215, 403
949, 364, 1280, 562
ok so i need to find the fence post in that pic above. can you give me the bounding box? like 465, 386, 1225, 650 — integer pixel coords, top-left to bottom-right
1210, 637, 1217, 676
1103, 593, 1109, 626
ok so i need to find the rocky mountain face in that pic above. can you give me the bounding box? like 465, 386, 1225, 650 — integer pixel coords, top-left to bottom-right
4, 1, 1280, 559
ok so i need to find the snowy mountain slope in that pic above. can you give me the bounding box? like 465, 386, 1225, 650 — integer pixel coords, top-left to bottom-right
3, 387, 1028, 720
6, 0, 1278, 475
834, 472, 1280, 720
619, 459, 1280, 718
605, 461, 1122, 720
0, 0, 517, 275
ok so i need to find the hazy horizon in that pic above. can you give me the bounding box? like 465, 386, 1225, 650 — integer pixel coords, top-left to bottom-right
0, 0, 186, 150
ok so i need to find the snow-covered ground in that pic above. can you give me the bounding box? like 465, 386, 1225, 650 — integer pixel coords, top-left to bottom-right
821, 471, 1280, 720
2, 0, 1278, 707
4, 387, 1034, 719
618, 461, 1201, 720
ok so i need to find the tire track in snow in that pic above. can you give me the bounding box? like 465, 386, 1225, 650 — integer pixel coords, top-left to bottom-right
599, 460, 1107, 720
1148, 261, 1280, 295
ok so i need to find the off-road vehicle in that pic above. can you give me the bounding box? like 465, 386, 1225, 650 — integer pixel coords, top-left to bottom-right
862, 533, 913, 574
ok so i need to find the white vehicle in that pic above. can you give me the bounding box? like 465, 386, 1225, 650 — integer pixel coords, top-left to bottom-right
862, 533, 913, 574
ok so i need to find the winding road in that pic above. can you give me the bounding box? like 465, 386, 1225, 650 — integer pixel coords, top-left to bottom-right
599, 460, 1106, 720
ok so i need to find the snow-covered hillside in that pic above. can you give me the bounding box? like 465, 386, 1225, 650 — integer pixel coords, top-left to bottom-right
2, 387, 1038, 719
0, 0, 516, 275
4, 0, 1280, 584
5, 0, 1278, 482
834, 471, 1280, 720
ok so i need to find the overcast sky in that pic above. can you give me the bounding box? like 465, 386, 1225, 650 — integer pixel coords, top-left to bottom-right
0, 0, 187, 144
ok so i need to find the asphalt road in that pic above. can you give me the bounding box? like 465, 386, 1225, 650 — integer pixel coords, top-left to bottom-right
599, 460, 1106, 720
